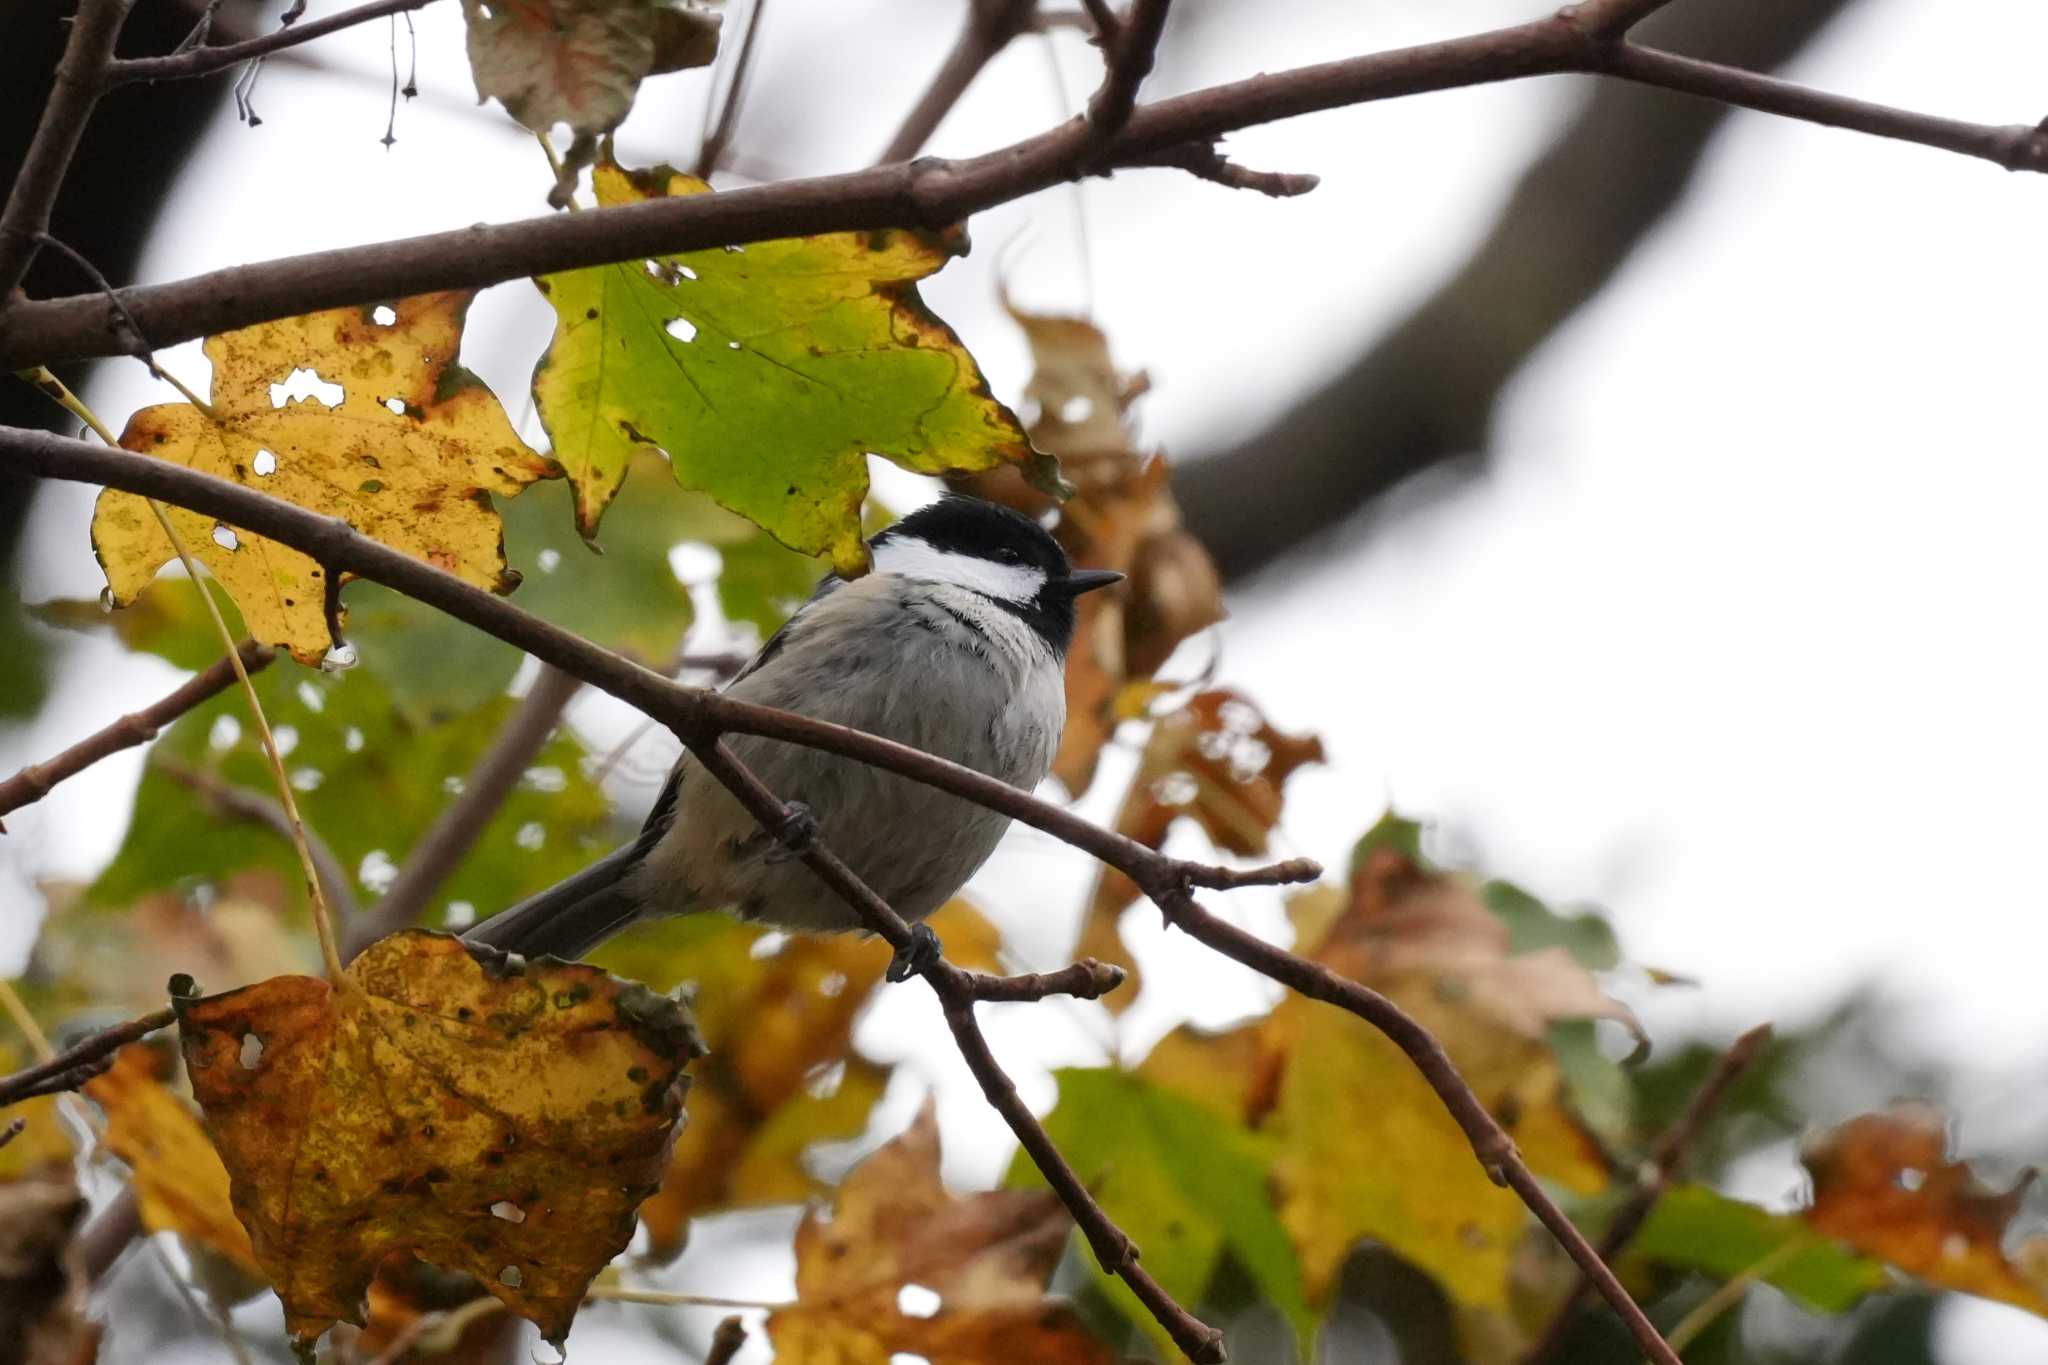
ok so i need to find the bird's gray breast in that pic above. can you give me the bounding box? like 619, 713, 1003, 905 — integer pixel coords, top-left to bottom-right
630, 575, 1066, 932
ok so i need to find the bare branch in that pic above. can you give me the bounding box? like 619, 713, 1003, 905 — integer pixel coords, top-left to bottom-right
964, 958, 1126, 1002
0, 1007, 174, 1109
2, 429, 1682, 1357
0, 640, 273, 830
1519, 1023, 1775, 1365
694, 0, 768, 179
80, 1187, 143, 1284
158, 759, 361, 920
1132, 141, 1320, 197
343, 663, 582, 959
0, 0, 135, 300
106, 0, 442, 87
1562, 0, 1684, 38
1081, 0, 1169, 157
688, 737, 1222, 1361
877, 0, 1039, 164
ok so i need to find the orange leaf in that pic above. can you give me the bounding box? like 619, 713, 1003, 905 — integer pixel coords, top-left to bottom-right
768, 1103, 1124, 1364
173, 931, 701, 1350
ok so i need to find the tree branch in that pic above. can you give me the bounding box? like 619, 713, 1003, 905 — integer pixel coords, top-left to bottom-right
158, 759, 359, 920
0, 639, 272, 830
2, 427, 1681, 1359
1519, 1022, 1774, 1365
106, 0, 442, 87
342, 663, 582, 959
1081, 0, 1169, 157
0, 1007, 174, 1109
9, 2, 2044, 370
0, 0, 134, 300
876, 0, 1039, 164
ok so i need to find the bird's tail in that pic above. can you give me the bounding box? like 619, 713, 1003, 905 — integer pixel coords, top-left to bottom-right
461, 843, 645, 960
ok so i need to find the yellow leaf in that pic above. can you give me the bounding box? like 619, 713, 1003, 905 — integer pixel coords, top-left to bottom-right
0, 1044, 74, 1182
83, 1045, 262, 1279
594, 901, 996, 1256
173, 931, 702, 1350
97, 291, 554, 663
768, 1103, 1122, 1365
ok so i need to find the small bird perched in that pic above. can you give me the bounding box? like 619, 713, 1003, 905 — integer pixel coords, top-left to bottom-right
465, 495, 1121, 977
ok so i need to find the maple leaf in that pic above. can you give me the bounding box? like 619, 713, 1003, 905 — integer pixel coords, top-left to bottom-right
770, 1103, 1123, 1365
172, 931, 702, 1351
1076, 689, 1323, 1009
1803, 1103, 2048, 1316
531, 158, 1049, 576
83, 1044, 263, 1280
592, 900, 996, 1257
96, 292, 555, 663
462, 0, 718, 138
951, 299, 1227, 794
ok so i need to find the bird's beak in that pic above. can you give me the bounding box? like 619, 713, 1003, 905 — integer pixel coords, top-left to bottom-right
1062, 569, 1124, 596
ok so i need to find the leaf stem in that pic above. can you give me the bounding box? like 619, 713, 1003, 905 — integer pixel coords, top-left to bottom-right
0, 979, 56, 1062
1663, 1232, 1817, 1354
16, 369, 348, 984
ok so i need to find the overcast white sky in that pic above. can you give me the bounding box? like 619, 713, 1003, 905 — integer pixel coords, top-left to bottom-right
9, 0, 2048, 1357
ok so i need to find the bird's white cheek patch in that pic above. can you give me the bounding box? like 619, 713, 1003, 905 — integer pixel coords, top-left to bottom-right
873, 536, 1047, 602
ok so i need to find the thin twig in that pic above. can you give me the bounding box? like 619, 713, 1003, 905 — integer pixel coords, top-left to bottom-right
703, 1317, 748, 1365
584, 1287, 789, 1310
157, 759, 360, 920
0, 1118, 24, 1151
1081, 0, 1169, 157
1519, 1023, 1773, 1365
0, 0, 133, 299
30, 233, 163, 374
12, 4, 2048, 368
107, 0, 441, 86
80, 1187, 143, 1283
877, 0, 1040, 163
0, 642, 272, 830
0, 1009, 176, 1109
694, 0, 768, 179
1132, 142, 1320, 197
343, 664, 582, 958
686, 739, 1223, 1361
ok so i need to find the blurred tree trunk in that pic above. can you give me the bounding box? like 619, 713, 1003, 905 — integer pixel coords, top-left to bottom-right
1174, 0, 1861, 581
1, 0, 243, 711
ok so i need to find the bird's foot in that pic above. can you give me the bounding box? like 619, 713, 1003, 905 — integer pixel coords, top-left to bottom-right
764, 801, 819, 864
887, 923, 942, 982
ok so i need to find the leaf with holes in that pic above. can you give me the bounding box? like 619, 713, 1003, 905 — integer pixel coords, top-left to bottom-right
172, 931, 702, 1350
95, 291, 555, 663
462, 0, 718, 139
83, 1044, 264, 1281
591, 900, 997, 1257
531, 158, 1049, 575
771, 1102, 1123, 1365
1074, 689, 1322, 1010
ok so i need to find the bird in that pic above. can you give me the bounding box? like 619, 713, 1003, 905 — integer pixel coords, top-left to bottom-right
464, 494, 1123, 979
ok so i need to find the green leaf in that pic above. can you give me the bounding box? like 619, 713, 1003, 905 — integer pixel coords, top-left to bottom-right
1482, 879, 1621, 970
531, 158, 1050, 576
1008, 1068, 1316, 1361
88, 656, 612, 930
1630, 1184, 1890, 1313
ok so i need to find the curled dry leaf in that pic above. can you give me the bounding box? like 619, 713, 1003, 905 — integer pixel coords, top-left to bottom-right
532, 158, 1046, 576
461, 0, 719, 136
951, 299, 1227, 794
97, 292, 554, 663
1803, 1103, 2048, 1316
83, 1044, 263, 1280
1075, 688, 1323, 1008
768, 1102, 1122, 1364
173, 931, 702, 1351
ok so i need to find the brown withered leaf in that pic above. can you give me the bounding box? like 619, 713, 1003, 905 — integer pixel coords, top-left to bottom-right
83, 1044, 263, 1280
173, 931, 701, 1351
1076, 689, 1322, 1009
0, 1169, 93, 1365
593, 901, 996, 1258
97, 292, 554, 663
1804, 1104, 2048, 1316
767, 1103, 1122, 1365
951, 300, 1225, 795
